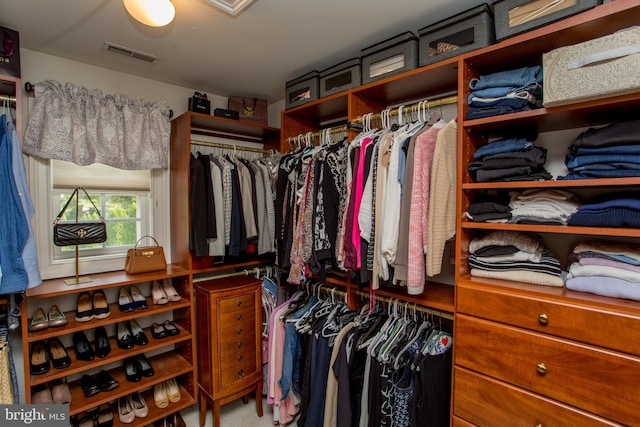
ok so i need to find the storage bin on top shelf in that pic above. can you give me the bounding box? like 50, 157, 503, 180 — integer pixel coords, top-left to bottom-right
543, 26, 640, 107
418, 3, 495, 66
361, 31, 418, 84
285, 70, 319, 110
319, 58, 361, 98
493, 0, 602, 41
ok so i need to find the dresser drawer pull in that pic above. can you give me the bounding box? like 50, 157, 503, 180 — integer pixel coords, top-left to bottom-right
238, 369, 245, 378
538, 313, 548, 325
237, 300, 243, 307
237, 328, 243, 335
237, 355, 243, 362
237, 342, 243, 349
536, 424, 543, 427
536, 363, 547, 375
236, 314, 243, 320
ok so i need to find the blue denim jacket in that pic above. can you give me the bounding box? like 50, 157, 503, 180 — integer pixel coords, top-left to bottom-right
0, 119, 29, 294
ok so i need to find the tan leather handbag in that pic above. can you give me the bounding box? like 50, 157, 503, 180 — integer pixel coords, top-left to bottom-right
125, 236, 167, 274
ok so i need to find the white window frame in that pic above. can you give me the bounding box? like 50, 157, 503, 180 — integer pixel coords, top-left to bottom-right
28, 156, 171, 281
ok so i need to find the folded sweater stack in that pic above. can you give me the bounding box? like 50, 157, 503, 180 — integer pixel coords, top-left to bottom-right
468, 137, 551, 182
468, 230, 564, 287
566, 241, 640, 301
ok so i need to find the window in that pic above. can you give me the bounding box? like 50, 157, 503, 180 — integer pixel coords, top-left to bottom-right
52, 189, 150, 260
30, 158, 170, 280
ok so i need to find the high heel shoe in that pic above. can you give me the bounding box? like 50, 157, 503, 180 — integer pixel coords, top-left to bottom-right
73, 330, 95, 361
94, 326, 111, 358
123, 357, 141, 382
151, 281, 168, 305
28, 307, 49, 332
165, 377, 181, 403
118, 395, 135, 424
161, 279, 181, 302
153, 382, 169, 409
48, 337, 71, 369
136, 354, 154, 377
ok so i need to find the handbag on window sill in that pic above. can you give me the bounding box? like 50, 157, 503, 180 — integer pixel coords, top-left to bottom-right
52, 188, 107, 247
125, 235, 167, 274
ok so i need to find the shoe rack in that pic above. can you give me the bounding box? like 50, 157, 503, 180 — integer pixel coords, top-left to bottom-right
21, 266, 196, 426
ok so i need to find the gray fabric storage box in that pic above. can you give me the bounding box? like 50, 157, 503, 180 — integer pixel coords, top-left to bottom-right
418, 4, 495, 66
493, 0, 602, 41
319, 58, 361, 98
361, 32, 418, 84
285, 70, 319, 109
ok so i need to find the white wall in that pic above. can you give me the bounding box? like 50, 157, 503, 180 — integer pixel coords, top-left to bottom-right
12, 49, 284, 404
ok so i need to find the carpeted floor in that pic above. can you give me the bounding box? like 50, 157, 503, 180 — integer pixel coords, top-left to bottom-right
181, 397, 276, 427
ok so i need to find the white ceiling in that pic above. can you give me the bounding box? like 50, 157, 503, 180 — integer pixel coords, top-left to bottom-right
0, 0, 486, 102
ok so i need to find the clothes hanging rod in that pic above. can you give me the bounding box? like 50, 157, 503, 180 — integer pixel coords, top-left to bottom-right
355, 289, 454, 320
191, 139, 275, 154
193, 266, 272, 282
352, 95, 458, 124
0, 94, 16, 104
286, 124, 350, 145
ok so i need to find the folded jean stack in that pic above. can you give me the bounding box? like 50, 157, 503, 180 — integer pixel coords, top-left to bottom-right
566, 241, 640, 302
468, 136, 551, 182
466, 65, 543, 120
559, 119, 640, 180
568, 192, 640, 228
468, 230, 564, 287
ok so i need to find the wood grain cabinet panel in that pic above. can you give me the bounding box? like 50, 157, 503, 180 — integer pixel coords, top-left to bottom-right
454, 367, 622, 427
455, 314, 640, 426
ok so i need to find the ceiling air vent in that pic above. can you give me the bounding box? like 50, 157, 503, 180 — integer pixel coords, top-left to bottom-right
102, 42, 159, 64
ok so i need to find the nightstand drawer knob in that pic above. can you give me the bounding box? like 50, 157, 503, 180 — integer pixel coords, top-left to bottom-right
237, 342, 243, 348
237, 355, 243, 362
238, 369, 245, 378
237, 314, 243, 320
237, 300, 243, 307
536, 424, 543, 427
237, 328, 243, 335
536, 363, 547, 375
538, 313, 548, 325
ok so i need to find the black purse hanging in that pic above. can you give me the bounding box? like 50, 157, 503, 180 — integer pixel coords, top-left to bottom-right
53, 188, 107, 247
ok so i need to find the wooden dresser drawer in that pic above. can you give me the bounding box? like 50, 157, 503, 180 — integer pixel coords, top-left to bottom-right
455, 314, 640, 426
219, 334, 255, 355
219, 357, 258, 388
218, 316, 256, 343
457, 280, 640, 356
218, 292, 256, 314
454, 367, 622, 427
219, 307, 255, 328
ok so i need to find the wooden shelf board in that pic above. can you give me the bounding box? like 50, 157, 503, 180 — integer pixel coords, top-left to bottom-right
460, 221, 640, 238
29, 325, 192, 386
282, 92, 349, 123
65, 351, 194, 415
358, 281, 454, 313
185, 111, 280, 140
26, 265, 190, 299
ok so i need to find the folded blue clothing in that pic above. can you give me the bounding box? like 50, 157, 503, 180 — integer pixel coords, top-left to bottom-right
558, 169, 640, 179
466, 105, 532, 120
568, 198, 640, 227
469, 66, 542, 91
473, 137, 533, 159
468, 95, 532, 109
573, 119, 640, 149
566, 153, 640, 169
569, 143, 640, 157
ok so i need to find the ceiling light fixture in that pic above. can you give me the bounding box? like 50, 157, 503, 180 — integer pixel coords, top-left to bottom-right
123, 0, 175, 27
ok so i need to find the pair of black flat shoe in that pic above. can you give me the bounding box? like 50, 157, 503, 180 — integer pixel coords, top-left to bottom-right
30, 338, 72, 375
81, 370, 119, 398
123, 354, 154, 382
117, 319, 149, 350
151, 320, 180, 339
74, 326, 111, 361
